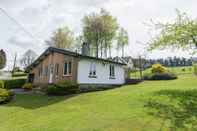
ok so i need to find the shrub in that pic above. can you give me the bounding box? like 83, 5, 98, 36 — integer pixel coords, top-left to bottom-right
144, 72, 177, 80
3, 78, 26, 89
46, 80, 79, 95
22, 83, 33, 90
0, 80, 4, 88
151, 64, 167, 74
12, 72, 27, 77
0, 88, 14, 104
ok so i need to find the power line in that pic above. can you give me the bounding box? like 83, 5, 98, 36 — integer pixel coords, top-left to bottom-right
0, 7, 41, 43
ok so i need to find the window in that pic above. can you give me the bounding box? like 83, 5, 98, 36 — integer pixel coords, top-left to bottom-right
55, 63, 59, 76
63, 61, 72, 75
44, 66, 48, 77
110, 65, 115, 78
38, 66, 42, 77
89, 62, 96, 78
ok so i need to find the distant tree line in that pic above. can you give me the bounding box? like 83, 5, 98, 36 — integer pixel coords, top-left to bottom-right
120, 56, 193, 70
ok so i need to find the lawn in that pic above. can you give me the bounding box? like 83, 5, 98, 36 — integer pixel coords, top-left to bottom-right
131, 66, 194, 79
0, 74, 197, 131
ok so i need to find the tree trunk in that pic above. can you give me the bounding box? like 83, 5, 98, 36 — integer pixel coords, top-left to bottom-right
122, 45, 124, 57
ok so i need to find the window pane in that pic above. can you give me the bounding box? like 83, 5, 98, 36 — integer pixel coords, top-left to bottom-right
68, 62, 72, 74
64, 63, 68, 75
55, 64, 59, 76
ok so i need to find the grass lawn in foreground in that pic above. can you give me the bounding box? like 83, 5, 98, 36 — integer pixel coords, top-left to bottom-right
0, 74, 197, 131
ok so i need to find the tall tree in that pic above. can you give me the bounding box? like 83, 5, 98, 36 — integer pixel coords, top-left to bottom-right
117, 27, 129, 57
82, 9, 118, 58
47, 26, 74, 49
148, 9, 197, 54
100, 9, 119, 58
20, 49, 37, 68
0, 49, 6, 70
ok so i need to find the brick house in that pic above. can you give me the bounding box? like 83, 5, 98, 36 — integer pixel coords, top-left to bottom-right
27, 47, 126, 87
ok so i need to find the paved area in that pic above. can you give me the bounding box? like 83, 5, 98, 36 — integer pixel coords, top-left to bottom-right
10, 89, 34, 94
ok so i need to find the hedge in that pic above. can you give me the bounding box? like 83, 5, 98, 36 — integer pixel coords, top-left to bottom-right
0, 78, 26, 89
46, 80, 79, 95
143, 72, 177, 80
12, 73, 27, 77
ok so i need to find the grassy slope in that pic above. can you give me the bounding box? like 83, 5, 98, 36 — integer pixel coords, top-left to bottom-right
0, 74, 197, 131
131, 66, 194, 79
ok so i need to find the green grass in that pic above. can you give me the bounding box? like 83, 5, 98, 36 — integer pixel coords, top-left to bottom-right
0, 74, 197, 131
131, 66, 194, 79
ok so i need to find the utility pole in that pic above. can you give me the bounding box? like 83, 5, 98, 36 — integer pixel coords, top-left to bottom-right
139, 55, 143, 80
12, 53, 17, 75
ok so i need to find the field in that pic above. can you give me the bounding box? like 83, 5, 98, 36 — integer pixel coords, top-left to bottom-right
131, 66, 194, 79
0, 74, 197, 131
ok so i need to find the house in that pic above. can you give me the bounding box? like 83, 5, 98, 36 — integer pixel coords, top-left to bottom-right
26, 47, 127, 88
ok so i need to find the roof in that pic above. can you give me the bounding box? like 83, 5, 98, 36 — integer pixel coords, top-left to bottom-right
26, 47, 126, 71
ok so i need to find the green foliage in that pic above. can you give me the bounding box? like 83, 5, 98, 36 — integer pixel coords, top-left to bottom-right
149, 9, 197, 53
151, 64, 167, 73
12, 72, 27, 77
2, 78, 26, 89
0, 49, 6, 69
46, 80, 79, 95
0, 88, 14, 104
82, 8, 119, 57
22, 83, 33, 90
116, 27, 129, 57
47, 26, 74, 49
144, 72, 177, 80
144, 64, 177, 80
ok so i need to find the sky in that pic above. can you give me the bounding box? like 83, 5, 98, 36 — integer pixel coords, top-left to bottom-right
0, 0, 197, 70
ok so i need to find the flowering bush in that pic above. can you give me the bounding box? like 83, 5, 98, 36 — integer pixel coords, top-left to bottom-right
151, 64, 167, 74
0, 88, 14, 104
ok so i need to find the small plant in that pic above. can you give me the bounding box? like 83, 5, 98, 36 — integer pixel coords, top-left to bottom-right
151, 64, 167, 74
0, 88, 14, 104
22, 83, 33, 91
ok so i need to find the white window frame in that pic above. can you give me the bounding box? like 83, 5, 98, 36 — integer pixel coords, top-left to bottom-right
109, 64, 115, 79
89, 62, 97, 78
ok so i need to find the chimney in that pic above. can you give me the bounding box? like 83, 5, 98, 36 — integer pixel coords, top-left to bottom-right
81, 42, 90, 56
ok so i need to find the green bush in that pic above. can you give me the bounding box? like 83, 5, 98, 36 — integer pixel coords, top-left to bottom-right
3, 78, 26, 89
0, 80, 4, 88
22, 83, 33, 90
12, 72, 27, 77
46, 80, 79, 95
151, 64, 167, 74
144, 72, 177, 80
0, 88, 14, 104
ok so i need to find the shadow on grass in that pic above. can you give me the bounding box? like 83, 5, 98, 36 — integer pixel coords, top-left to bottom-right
144, 89, 197, 131
3, 94, 78, 109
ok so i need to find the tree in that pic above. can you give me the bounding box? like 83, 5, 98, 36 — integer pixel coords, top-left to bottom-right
47, 26, 74, 49
82, 9, 118, 58
20, 49, 37, 68
117, 27, 129, 57
148, 9, 197, 54
0, 49, 6, 69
